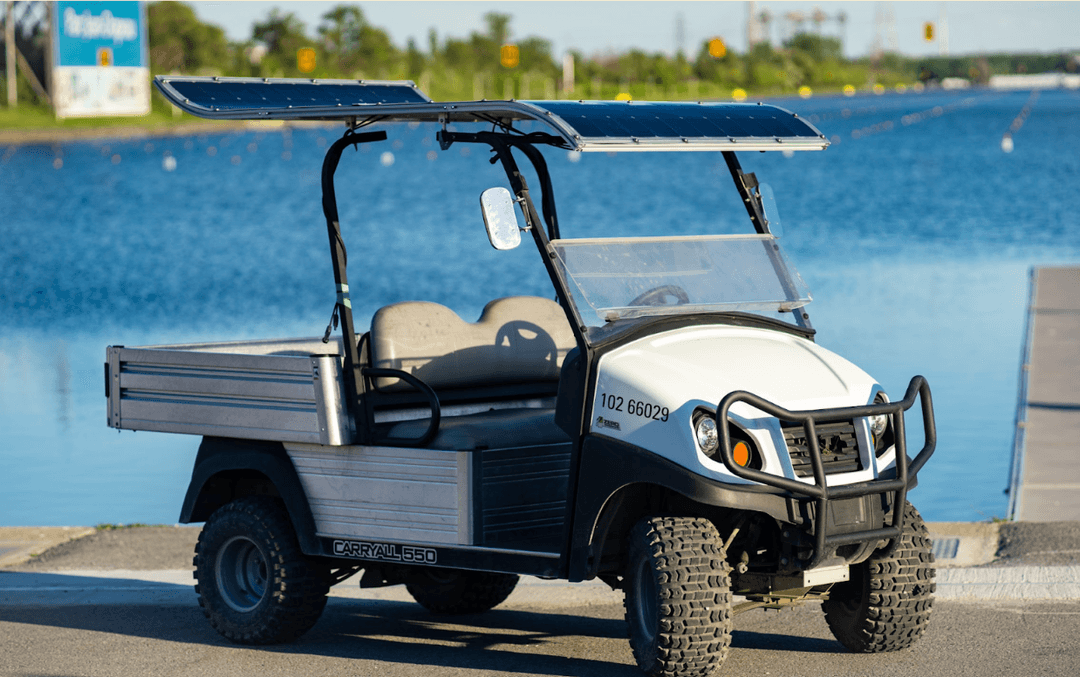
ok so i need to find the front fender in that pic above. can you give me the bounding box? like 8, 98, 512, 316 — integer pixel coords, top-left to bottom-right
568, 434, 797, 582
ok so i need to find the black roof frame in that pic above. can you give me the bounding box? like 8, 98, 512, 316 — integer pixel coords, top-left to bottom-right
319, 125, 813, 449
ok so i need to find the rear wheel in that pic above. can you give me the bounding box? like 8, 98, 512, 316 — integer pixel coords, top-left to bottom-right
624, 516, 733, 677
195, 496, 329, 644
406, 568, 519, 614
822, 501, 936, 652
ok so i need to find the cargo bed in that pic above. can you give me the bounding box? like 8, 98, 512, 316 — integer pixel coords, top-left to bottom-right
106, 337, 353, 446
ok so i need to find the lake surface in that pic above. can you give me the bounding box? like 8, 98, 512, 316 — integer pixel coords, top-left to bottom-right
2, 87, 1079, 526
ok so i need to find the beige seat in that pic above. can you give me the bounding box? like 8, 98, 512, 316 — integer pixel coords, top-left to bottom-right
369, 296, 576, 393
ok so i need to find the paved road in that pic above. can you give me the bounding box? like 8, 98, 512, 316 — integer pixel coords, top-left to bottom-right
2, 523, 1080, 677
3, 589, 1079, 677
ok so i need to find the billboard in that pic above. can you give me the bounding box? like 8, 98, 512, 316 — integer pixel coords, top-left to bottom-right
51, 1, 150, 118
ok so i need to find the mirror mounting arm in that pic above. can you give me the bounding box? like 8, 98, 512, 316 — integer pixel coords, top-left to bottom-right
437, 130, 561, 240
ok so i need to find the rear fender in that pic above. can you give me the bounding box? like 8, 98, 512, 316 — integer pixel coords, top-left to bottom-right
180, 437, 319, 556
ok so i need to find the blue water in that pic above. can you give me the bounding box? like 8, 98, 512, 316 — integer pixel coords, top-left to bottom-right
3, 88, 1079, 526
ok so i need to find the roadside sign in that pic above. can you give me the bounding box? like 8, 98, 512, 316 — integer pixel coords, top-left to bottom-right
51, 1, 150, 118
297, 47, 316, 73
500, 44, 519, 69
708, 38, 727, 59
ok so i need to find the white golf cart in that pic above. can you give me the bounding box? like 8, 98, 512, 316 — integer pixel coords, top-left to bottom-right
105, 77, 937, 676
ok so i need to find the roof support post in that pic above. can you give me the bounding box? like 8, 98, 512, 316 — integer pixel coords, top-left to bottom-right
320, 129, 388, 443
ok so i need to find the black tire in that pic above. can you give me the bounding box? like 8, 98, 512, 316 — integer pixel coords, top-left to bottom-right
194, 496, 329, 644
624, 516, 733, 677
406, 568, 519, 614
822, 500, 936, 653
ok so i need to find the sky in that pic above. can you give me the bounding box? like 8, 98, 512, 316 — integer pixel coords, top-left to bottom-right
190, 1, 1080, 61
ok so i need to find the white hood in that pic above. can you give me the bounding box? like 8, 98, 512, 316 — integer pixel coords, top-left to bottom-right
590, 324, 881, 483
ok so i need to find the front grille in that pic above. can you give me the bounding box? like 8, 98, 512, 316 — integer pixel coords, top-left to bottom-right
783, 420, 862, 478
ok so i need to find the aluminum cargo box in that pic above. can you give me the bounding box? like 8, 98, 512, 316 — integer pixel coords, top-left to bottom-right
106, 338, 353, 445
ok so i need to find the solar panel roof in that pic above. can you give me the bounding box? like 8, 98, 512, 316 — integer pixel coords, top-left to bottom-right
157, 77, 430, 115
155, 76, 827, 152
536, 101, 817, 142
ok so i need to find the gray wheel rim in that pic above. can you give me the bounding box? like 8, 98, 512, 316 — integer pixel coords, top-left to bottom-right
216, 535, 268, 612
632, 557, 659, 645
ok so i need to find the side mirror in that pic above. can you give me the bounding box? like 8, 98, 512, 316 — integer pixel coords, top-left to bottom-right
480, 187, 521, 250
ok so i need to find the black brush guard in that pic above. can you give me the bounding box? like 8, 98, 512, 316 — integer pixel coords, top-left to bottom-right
715, 376, 936, 570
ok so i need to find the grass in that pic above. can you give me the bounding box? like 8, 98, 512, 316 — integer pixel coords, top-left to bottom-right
0, 101, 220, 132
94, 523, 157, 531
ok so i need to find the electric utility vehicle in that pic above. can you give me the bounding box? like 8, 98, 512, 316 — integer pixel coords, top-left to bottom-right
106, 76, 937, 677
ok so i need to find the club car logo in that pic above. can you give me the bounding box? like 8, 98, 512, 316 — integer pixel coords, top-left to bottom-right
596, 416, 621, 431
333, 539, 437, 564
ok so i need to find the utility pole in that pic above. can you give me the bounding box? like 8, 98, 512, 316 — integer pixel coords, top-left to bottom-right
746, 1, 761, 50
675, 12, 685, 59
938, 2, 950, 56
5, 1, 15, 107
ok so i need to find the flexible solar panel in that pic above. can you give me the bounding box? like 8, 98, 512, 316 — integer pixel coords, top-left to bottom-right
158, 77, 430, 116
532, 101, 818, 142
154, 76, 826, 152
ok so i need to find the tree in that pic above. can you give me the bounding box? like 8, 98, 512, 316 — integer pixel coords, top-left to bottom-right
318, 4, 398, 77
318, 5, 365, 57
518, 37, 556, 75
405, 38, 425, 79
252, 9, 310, 74
147, 2, 229, 74
785, 33, 843, 63
484, 12, 511, 45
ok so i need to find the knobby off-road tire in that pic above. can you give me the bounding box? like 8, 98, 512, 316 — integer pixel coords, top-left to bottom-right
194, 496, 330, 644
822, 500, 936, 653
624, 516, 733, 677
406, 568, 519, 614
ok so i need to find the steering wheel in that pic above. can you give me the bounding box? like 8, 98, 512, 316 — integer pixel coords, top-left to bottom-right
628, 285, 690, 307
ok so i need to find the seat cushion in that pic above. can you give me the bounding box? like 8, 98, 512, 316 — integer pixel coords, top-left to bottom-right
369, 296, 576, 392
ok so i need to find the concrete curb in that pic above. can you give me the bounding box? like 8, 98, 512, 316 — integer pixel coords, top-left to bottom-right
927, 521, 1001, 568
936, 566, 1080, 600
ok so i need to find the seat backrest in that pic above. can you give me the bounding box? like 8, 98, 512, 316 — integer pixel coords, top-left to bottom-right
369, 296, 577, 392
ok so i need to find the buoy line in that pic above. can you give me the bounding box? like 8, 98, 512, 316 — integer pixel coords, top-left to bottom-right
1000, 90, 1040, 153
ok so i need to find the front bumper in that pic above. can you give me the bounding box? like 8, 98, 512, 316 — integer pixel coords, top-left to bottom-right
715, 375, 936, 569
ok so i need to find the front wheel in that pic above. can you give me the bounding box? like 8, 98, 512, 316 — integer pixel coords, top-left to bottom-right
822, 501, 936, 653
194, 496, 330, 644
624, 516, 733, 677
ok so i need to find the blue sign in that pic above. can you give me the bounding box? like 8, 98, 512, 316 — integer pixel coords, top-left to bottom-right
53, 2, 147, 68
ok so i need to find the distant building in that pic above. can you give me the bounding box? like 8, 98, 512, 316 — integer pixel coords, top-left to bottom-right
988, 73, 1080, 90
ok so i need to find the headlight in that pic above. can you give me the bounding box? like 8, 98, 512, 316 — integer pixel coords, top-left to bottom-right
695, 416, 719, 454
870, 391, 893, 455
869, 413, 888, 440
694, 410, 757, 468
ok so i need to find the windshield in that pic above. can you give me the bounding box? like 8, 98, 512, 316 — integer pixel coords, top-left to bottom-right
551, 234, 811, 339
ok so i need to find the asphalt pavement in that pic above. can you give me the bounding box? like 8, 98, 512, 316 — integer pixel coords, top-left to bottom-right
2, 523, 1079, 677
